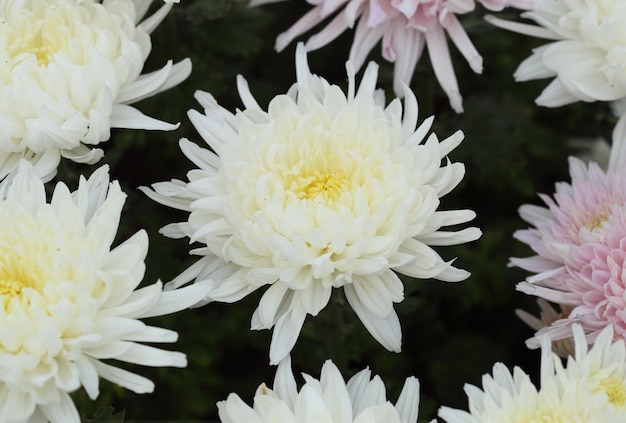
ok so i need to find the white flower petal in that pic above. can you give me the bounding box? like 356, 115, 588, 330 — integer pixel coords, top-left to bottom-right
344, 284, 402, 352
221, 360, 423, 423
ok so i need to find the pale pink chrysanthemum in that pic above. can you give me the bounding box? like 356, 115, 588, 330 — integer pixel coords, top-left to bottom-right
511, 113, 626, 350
250, 0, 536, 113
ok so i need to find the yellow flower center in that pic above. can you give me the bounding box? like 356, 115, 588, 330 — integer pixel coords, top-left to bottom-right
585, 208, 610, 232
8, 18, 67, 67
0, 279, 25, 296
0, 253, 38, 308
598, 375, 626, 407
297, 173, 347, 202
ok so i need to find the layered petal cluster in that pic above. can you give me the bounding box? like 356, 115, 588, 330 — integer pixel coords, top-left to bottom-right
438, 324, 626, 422
219, 357, 425, 423
250, 0, 536, 113
510, 114, 626, 348
0, 0, 191, 181
0, 161, 210, 423
142, 43, 480, 364
487, 0, 626, 107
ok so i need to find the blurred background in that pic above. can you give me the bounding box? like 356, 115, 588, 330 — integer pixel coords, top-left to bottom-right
70, 0, 619, 421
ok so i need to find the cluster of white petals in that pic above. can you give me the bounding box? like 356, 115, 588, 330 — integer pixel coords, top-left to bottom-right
219, 357, 426, 423
143, 43, 480, 364
0, 0, 191, 181
487, 0, 626, 107
0, 161, 210, 423
438, 324, 626, 422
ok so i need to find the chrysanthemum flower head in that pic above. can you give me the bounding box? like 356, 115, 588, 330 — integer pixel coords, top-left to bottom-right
510, 113, 626, 349
142, 43, 481, 364
438, 324, 626, 422
0, 160, 210, 423
0, 0, 191, 181
562, 324, 626, 414
250, 0, 536, 113
218, 357, 426, 423
487, 0, 626, 107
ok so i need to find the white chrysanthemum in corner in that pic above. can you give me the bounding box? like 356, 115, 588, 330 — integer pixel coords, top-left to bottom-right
0, 0, 191, 181
0, 161, 210, 423
219, 357, 427, 423
561, 324, 626, 414
438, 324, 626, 422
142, 43, 481, 364
487, 0, 626, 107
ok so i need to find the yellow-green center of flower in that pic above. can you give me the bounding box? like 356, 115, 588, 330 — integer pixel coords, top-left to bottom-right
0, 253, 38, 308
0, 279, 24, 296
585, 208, 610, 232
597, 375, 626, 407
5, 11, 70, 67
296, 172, 348, 202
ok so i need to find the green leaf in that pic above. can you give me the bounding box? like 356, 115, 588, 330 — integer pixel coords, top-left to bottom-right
82, 406, 125, 423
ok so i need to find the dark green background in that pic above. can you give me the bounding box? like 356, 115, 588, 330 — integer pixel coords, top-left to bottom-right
64, 1, 617, 421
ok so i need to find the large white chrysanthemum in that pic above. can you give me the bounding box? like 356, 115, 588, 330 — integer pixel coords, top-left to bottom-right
487, 0, 626, 107
438, 324, 626, 423
218, 357, 427, 423
0, 0, 191, 181
0, 161, 210, 423
142, 43, 481, 364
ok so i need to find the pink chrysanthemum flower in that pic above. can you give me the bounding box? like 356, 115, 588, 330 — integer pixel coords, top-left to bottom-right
250, 0, 536, 113
511, 114, 626, 349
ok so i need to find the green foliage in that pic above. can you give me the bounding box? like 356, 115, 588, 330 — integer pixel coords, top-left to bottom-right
82, 407, 125, 423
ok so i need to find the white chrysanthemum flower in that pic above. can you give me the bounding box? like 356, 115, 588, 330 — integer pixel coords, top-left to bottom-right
438, 324, 626, 423
218, 357, 427, 423
561, 324, 626, 414
0, 0, 192, 181
486, 0, 626, 107
142, 43, 481, 364
0, 161, 211, 423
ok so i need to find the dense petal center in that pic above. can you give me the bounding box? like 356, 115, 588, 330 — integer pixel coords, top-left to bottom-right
222, 94, 417, 280
0, 0, 135, 81
597, 375, 626, 408
0, 251, 40, 308
5, 10, 68, 67
294, 172, 348, 202
0, 201, 102, 354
